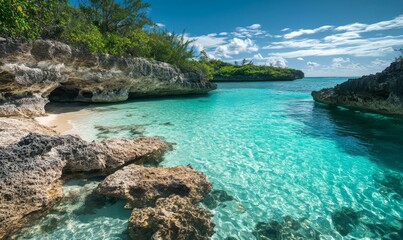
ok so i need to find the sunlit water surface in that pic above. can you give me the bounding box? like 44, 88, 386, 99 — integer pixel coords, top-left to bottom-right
14, 78, 403, 239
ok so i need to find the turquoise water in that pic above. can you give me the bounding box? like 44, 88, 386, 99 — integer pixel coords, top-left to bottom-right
16, 78, 403, 239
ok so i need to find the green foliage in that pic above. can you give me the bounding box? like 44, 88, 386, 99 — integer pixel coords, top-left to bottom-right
180, 60, 214, 81
0, 0, 66, 39
0, 0, 212, 80
197, 59, 303, 81
79, 0, 152, 35
59, 6, 104, 52
148, 31, 195, 68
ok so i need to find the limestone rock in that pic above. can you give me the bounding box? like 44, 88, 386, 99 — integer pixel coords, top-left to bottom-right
0, 117, 56, 146
128, 196, 215, 240
0, 39, 217, 117
312, 58, 403, 116
0, 133, 169, 238
95, 164, 212, 207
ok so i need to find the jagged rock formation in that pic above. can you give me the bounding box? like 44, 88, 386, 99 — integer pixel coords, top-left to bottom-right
95, 164, 212, 208
0, 39, 217, 117
312, 58, 403, 116
128, 196, 215, 240
0, 133, 169, 239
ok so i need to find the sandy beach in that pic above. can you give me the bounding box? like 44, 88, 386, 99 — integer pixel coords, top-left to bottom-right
35, 103, 93, 134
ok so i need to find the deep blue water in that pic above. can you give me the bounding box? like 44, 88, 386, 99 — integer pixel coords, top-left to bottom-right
15, 78, 403, 239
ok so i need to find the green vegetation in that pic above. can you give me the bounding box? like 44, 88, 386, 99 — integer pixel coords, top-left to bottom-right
0, 0, 303, 81
198, 55, 304, 81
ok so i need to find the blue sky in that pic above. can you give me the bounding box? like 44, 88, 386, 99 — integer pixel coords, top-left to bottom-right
71, 0, 403, 76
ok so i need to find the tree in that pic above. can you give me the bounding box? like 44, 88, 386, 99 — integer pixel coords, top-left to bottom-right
241, 58, 248, 66
79, 0, 152, 35
199, 50, 209, 63
0, 0, 66, 39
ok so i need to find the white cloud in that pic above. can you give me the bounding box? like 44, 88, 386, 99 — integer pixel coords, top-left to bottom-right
335, 15, 403, 33
371, 58, 391, 66
187, 34, 227, 52
253, 53, 264, 59
266, 56, 287, 67
307, 61, 320, 67
248, 24, 261, 30
297, 57, 304, 61
281, 28, 291, 32
215, 38, 259, 58
233, 23, 266, 38
283, 25, 333, 39
155, 23, 165, 28
332, 57, 350, 67
219, 32, 228, 36
267, 35, 403, 58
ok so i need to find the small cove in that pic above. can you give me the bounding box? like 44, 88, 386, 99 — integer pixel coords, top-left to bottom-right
16, 78, 403, 239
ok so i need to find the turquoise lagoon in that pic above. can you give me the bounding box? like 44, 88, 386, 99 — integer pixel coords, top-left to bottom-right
15, 78, 403, 239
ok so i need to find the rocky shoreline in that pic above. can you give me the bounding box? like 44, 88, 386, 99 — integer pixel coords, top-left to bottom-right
0, 39, 217, 239
312, 58, 403, 116
0, 39, 216, 117
0, 116, 215, 239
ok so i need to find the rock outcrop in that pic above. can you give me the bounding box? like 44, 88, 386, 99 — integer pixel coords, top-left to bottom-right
95, 164, 212, 208
312, 58, 403, 116
0, 117, 56, 146
0, 133, 169, 238
128, 196, 215, 240
0, 39, 217, 117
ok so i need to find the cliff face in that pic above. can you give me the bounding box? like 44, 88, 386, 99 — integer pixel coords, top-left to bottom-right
0, 39, 217, 117
312, 58, 403, 116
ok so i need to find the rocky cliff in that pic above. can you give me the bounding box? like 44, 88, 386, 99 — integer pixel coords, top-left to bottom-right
312, 58, 403, 116
0, 39, 217, 117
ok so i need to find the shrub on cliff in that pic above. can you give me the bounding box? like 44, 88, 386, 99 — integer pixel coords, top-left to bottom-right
0, 0, 65, 39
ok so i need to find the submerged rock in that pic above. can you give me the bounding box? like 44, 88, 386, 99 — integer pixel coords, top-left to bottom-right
253, 216, 320, 240
95, 124, 148, 139
128, 196, 215, 240
312, 58, 403, 116
373, 171, 403, 200
201, 189, 235, 209
0, 39, 217, 117
331, 207, 360, 236
95, 164, 212, 208
0, 133, 169, 238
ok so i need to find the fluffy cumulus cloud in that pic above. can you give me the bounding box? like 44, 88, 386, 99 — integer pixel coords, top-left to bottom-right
297, 57, 304, 61
215, 38, 259, 58
187, 24, 267, 58
266, 56, 287, 67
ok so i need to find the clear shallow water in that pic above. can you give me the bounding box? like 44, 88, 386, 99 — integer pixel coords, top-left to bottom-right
16, 78, 403, 239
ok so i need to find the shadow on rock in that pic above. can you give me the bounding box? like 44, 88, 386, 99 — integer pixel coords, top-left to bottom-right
95, 124, 148, 139
331, 207, 360, 236
201, 189, 235, 209
288, 99, 403, 172
373, 171, 403, 200
253, 215, 320, 240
